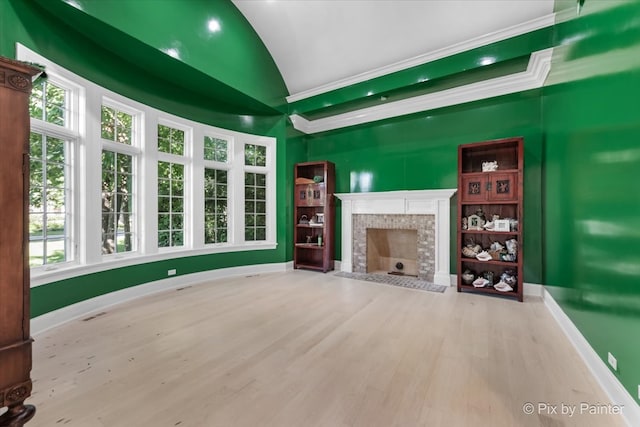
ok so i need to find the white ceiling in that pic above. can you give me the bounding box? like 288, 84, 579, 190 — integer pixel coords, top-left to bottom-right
232, 0, 555, 97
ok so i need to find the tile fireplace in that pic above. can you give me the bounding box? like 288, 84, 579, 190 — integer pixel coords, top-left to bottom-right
335, 189, 456, 286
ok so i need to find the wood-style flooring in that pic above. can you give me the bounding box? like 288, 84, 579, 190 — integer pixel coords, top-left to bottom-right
26, 270, 626, 426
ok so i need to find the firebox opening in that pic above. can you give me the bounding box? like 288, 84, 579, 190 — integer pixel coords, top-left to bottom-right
366, 228, 418, 277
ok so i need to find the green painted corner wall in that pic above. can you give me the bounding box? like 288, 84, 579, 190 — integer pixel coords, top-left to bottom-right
543, 0, 640, 405
285, 127, 311, 261
30, 0, 288, 112
304, 90, 544, 283
3, 0, 285, 127
28, 0, 288, 111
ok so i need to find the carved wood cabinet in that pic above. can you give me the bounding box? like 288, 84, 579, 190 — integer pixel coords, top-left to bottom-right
0, 57, 39, 426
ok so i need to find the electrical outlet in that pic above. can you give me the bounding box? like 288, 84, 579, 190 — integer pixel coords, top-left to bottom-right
607, 352, 617, 371
168, 269, 177, 276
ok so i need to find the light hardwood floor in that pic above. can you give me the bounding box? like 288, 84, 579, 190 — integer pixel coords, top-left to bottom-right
26, 270, 626, 427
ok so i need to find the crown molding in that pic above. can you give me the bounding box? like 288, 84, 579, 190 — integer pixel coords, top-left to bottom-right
286, 13, 555, 103
290, 48, 552, 135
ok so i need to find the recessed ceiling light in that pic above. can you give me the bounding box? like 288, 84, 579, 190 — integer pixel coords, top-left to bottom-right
480, 57, 496, 66
164, 48, 180, 59
64, 0, 83, 10
208, 19, 221, 33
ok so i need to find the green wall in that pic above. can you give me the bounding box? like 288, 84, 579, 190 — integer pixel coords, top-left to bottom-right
3, 0, 639, 408
0, 0, 294, 316
2, 0, 286, 130
28, 0, 287, 112
543, 0, 640, 405
303, 70, 545, 285
301, 0, 640, 406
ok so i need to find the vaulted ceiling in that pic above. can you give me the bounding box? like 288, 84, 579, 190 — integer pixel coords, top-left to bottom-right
232, 0, 555, 98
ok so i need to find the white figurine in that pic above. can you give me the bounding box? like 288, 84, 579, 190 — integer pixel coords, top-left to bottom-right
482, 161, 498, 172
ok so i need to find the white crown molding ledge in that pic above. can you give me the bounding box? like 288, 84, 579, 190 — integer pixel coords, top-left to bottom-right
287, 13, 556, 103
290, 48, 553, 135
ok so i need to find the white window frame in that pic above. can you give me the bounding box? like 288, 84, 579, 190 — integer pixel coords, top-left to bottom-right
201, 131, 233, 246
100, 98, 142, 258
28, 74, 81, 273
18, 44, 277, 288
156, 118, 191, 250
239, 138, 276, 244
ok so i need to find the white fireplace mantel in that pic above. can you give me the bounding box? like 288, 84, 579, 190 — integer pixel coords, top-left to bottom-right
335, 189, 457, 286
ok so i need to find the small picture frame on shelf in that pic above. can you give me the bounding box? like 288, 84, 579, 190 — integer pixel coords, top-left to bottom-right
494, 219, 510, 232
467, 214, 483, 231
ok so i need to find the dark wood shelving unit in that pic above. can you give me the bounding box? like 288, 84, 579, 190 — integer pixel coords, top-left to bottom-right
461, 230, 519, 236
293, 161, 335, 272
457, 137, 524, 302
0, 56, 40, 426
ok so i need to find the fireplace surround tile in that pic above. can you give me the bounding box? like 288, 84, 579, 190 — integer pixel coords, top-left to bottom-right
335, 189, 457, 286
354, 214, 435, 280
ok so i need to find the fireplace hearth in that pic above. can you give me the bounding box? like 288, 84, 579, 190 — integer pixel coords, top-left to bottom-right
358, 217, 432, 280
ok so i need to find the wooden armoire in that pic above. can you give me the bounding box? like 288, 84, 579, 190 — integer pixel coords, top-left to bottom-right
0, 56, 40, 426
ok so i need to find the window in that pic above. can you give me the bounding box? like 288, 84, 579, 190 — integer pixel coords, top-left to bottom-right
30, 79, 68, 126
28, 80, 72, 267
204, 168, 228, 244
101, 105, 132, 145
157, 124, 186, 248
243, 143, 269, 242
101, 103, 138, 255
158, 124, 185, 156
28, 133, 69, 266
203, 134, 229, 245
20, 46, 277, 281
244, 143, 266, 167
101, 151, 134, 254
204, 136, 227, 162
244, 172, 266, 241
158, 161, 185, 247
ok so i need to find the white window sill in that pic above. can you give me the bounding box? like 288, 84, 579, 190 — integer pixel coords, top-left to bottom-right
30, 242, 278, 288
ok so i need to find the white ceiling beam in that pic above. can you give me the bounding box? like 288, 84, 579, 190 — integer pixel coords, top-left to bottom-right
290, 48, 553, 135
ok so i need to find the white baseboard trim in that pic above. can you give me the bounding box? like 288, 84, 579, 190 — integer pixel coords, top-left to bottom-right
543, 288, 640, 427
524, 281, 544, 298
31, 262, 289, 336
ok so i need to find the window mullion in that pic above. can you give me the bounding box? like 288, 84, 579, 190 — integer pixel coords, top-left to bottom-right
232, 140, 245, 245
81, 89, 103, 264
101, 139, 140, 156
30, 119, 79, 141
141, 110, 158, 255
192, 127, 204, 248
